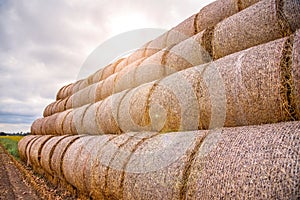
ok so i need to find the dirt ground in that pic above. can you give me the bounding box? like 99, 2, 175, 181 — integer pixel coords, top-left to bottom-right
0, 144, 77, 200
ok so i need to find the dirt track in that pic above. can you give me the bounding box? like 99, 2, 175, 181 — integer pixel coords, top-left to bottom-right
0, 144, 39, 200
0, 144, 77, 200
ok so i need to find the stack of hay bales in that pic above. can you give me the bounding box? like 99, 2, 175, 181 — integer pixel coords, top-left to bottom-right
19, 0, 300, 199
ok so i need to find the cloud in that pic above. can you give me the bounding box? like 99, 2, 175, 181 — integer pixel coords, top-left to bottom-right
0, 0, 214, 133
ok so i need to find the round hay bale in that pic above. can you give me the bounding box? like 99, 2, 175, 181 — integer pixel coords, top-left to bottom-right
117, 57, 146, 73
43, 101, 55, 117
40, 117, 50, 135
196, 0, 238, 32
292, 29, 300, 119
82, 102, 104, 135
65, 94, 73, 110
282, 0, 300, 32
187, 121, 300, 199
62, 136, 96, 193
62, 135, 113, 196
100, 73, 117, 100
73, 104, 90, 135
25, 135, 43, 166
90, 133, 139, 199
144, 32, 168, 57
55, 98, 67, 114
238, 0, 261, 10
114, 57, 128, 73
166, 14, 195, 47
40, 135, 70, 176
94, 81, 104, 102
114, 61, 141, 94
50, 135, 82, 182
164, 29, 212, 72
114, 36, 293, 132
44, 113, 58, 135
83, 135, 116, 195
148, 79, 183, 132
101, 63, 117, 81
215, 36, 290, 126
122, 131, 206, 200
18, 135, 40, 162
72, 83, 97, 109
212, 0, 299, 59
96, 91, 126, 134
55, 109, 72, 135
118, 82, 155, 132
31, 118, 44, 135
56, 84, 66, 100
62, 110, 77, 135
72, 80, 83, 94
104, 132, 159, 200
114, 57, 146, 94
49, 99, 61, 116
132, 51, 167, 90
91, 68, 103, 84
126, 45, 148, 65
61, 83, 74, 100
29, 135, 53, 174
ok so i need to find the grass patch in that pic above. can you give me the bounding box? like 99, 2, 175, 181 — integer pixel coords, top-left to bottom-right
0, 136, 24, 160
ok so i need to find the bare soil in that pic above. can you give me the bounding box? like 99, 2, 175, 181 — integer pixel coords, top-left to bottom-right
0, 144, 77, 200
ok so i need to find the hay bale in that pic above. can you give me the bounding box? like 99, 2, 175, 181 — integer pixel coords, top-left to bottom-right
55, 109, 71, 135
29, 135, 53, 174
132, 51, 170, 91
186, 121, 300, 199
73, 104, 90, 134
18, 135, 40, 162
118, 82, 155, 132
94, 81, 104, 102
50, 135, 82, 182
71, 83, 97, 109
104, 132, 159, 200
282, 0, 300, 32
90, 133, 139, 199
113, 36, 294, 133
122, 131, 206, 200
196, 0, 238, 33
96, 91, 127, 134
62, 136, 96, 193
292, 29, 300, 119
166, 14, 195, 48
164, 29, 212, 72
62, 110, 77, 135
43, 102, 55, 117
62, 135, 112, 196
126, 44, 148, 65
31, 118, 43, 135
83, 135, 116, 195
62, 83, 74, 100
99, 73, 117, 100
144, 32, 168, 57
114, 57, 129, 73
82, 102, 104, 134
25, 135, 43, 166
44, 113, 58, 135
212, 0, 300, 59
114, 57, 147, 93
116, 57, 146, 73
40, 135, 70, 177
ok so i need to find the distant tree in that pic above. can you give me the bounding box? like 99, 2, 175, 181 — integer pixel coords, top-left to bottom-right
0, 132, 6, 136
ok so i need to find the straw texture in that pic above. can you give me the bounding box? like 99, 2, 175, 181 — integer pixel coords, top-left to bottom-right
212, 0, 300, 59
20, 121, 300, 199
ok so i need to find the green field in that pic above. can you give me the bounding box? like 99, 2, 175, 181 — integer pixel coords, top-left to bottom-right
0, 135, 24, 160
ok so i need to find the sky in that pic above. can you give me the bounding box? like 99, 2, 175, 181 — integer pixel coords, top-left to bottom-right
0, 0, 215, 133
